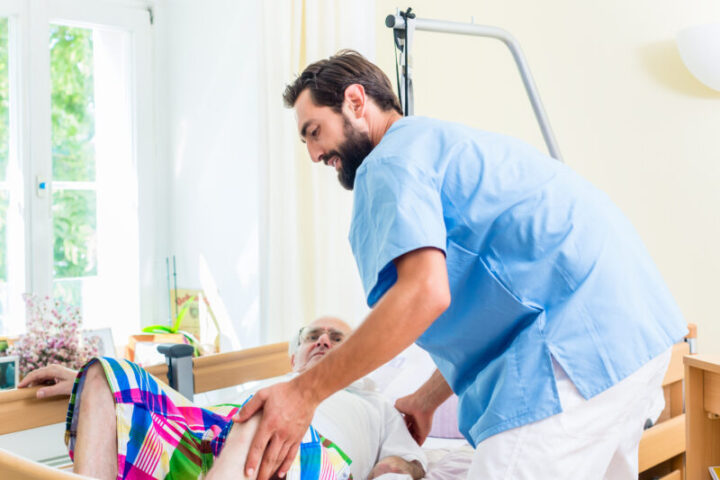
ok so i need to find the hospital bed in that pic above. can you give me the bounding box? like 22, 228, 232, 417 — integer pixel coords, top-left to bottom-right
0, 326, 697, 479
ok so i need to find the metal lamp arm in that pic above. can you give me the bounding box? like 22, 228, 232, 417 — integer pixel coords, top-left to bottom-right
386, 14, 563, 162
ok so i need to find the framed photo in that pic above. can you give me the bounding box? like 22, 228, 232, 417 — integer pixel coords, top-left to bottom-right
0, 355, 19, 391
83, 328, 116, 357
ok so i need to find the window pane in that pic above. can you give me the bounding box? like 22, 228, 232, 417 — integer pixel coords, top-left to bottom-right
0, 190, 7, 282
52, 189, 97, 278
0, 18, 8, 181
50, 24, 98, 317
49, 24, 140, 344
0, 18, 8, 334
52, 277, 83, 310
50, 25, 95, 182
0, 191, 8, 331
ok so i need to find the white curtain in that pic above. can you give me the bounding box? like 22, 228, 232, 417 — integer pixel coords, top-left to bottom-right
259, 0, 376, 343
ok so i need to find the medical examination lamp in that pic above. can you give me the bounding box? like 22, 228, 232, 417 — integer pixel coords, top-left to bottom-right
386, 9, 564, 162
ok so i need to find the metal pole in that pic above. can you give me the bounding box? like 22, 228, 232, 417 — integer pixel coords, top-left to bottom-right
157, 343, 195, 401
386, 14, 563, 162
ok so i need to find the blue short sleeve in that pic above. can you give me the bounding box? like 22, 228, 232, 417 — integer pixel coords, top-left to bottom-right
349, 158, 447, 307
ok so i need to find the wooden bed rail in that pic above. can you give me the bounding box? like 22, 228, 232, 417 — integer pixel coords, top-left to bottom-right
0, 387, 72, 436
0, 448, 91, 480
193, 342, 291, 393
0, 341, 291, 436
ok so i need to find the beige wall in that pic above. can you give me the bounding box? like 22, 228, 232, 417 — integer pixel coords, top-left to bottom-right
375, 1, 720, 351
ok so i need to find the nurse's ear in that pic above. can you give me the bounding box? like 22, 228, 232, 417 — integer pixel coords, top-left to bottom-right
343, 83, 366, 119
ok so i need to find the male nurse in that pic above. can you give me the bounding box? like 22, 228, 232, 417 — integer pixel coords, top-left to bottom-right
236, 50, 687, 480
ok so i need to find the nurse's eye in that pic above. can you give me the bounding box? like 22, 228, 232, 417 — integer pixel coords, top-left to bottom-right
311, 127, 319, 139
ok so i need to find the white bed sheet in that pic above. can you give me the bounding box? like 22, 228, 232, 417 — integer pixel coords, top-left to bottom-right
422, 438, 473, 480
197, 378, 475, 479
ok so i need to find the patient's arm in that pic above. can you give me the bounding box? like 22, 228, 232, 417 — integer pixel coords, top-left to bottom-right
368, 456, 425, 480
206, 413, 267, 480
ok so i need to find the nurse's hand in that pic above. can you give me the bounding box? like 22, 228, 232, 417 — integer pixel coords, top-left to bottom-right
395, 393, 435, 446
233, 379, 318, 480
17, 364, 78, 398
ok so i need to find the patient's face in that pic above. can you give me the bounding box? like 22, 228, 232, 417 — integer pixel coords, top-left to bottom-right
295, 89, 374, 190
292, 317, 352, 372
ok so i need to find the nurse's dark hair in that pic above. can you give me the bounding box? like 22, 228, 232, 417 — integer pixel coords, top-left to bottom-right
283, 49, 402, 115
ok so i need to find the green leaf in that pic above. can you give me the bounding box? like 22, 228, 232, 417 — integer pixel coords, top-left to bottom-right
141, 325, 174, 334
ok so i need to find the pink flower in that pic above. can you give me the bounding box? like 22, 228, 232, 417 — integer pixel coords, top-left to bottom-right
11, 293, 100, 377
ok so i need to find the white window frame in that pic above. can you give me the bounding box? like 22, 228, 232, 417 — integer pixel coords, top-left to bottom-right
0, 0, 30, 332
0, 0, 156, 334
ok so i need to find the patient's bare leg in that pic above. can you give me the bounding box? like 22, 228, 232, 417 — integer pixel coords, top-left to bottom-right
73, 362, 117, 480
205, 414, 262, 480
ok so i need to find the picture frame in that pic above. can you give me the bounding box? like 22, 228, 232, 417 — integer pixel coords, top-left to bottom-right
83, 328, 116, 358
0, 355, 19, 391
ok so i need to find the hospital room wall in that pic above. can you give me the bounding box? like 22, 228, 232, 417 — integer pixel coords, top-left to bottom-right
151, 1, 374, 350
154, 0, 262, 348
376, 1, 720, 352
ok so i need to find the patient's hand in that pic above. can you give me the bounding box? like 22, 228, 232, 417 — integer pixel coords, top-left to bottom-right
368, 456, 425, 480
17, 364, 78, 398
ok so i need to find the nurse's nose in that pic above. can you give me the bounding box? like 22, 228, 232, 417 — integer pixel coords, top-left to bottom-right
308, 144, 324, 164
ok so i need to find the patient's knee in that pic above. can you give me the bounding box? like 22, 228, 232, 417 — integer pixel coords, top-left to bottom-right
227, 413, 262, 445
75, 362, 116, 441
80, 362, 112, 408
84, 362, 107, 388
206, 414, 263, 480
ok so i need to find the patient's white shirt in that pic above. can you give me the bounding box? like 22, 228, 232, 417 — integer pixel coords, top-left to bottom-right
312, 379, 427, 480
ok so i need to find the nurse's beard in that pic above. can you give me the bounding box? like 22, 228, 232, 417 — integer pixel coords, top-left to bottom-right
333, 117, 375, 190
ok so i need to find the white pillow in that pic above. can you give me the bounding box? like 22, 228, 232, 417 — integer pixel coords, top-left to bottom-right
366, 344, 464, 439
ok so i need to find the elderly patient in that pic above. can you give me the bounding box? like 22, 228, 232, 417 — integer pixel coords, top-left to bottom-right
19, 316, 426, 480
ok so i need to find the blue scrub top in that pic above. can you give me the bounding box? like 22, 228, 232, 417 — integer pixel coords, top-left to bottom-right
349, 116, 687, 447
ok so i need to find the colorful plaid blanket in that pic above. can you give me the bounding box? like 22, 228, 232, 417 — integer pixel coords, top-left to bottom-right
65, 357, 352, 480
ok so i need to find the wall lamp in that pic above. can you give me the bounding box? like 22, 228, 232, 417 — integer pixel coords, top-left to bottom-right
676, 23, 720, 91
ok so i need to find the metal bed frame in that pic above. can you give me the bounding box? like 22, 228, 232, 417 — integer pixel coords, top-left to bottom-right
385, 7, 563, 162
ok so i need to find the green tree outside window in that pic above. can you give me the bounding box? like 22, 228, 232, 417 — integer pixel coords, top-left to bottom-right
1, 18, 9, 283
0, 23, 99, 313
50, 25, 97, 284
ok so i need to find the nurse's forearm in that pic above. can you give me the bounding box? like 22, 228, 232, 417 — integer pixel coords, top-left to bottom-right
293, 247, 450, 403
415, 369, 453, 411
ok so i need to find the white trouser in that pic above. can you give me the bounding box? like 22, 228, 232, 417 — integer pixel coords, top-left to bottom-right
467, 348, 672, 480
